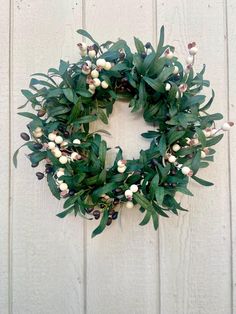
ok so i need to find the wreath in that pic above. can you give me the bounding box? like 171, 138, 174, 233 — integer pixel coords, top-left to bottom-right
14, 27, 233, 237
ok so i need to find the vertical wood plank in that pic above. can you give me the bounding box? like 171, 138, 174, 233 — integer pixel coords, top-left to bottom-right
227, 0, 236, 312
156, 1, 232, 313
84, 1, 160, 313
11, 1, 85, 313
0, 0, 10, 313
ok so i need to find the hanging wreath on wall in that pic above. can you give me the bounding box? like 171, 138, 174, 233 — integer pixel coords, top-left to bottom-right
14, 27, 233, 237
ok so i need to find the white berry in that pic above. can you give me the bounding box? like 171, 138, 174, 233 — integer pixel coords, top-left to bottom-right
96, 58, 106, 67
88, 50, 96, 58
173, 66, 179, 75
73, 139, 81, 145
35, 127, 42, 133
86, 60, 92, 68
59, 183, 68, 191
130, 184, 138, 193
189, 47, 198, 55
93, 78, 101, 87
91, 69, 99, 78
48, 133, 57, 141
201, 151, 206, 158
168, 155, 177, 163
186, 56, 194, 64
117, 160, 125, 167
53, 149, 62, 158
89, 84, 96, 91
166, 51, 174, 59
59, 156, 68, 164
101, 81, 109, 89
71, 152, 79, 161
117, 166, 126, 173
80, 43, 87, 51
203, 130, 211, 138
60, 141, 68, 148
104, 61, 112, 70
222, 122, 231, 131
34, 131, 43, 138
125, 189, 133, 199
172, 144, 181, 152
48, 141, 56, 150
55, 136, 63, 144
57, 170, 64, 178
165, 83, 171, 91
181, 166, 191, 175
126, 201, 134, 209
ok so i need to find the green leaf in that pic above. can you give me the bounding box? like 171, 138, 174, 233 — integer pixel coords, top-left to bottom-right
176, 186, 194, 196
206, 134, 224, 147
191, 175, 214, 186
156, 25, 165, 57
134, 37, 145, 54
92, 182, 117, 202
59, 60, 69, 75
153, 204, 169, 217
155, 187, 164, 205
150, 173, 160, 199
74, 115, 97, 124
99, 140, 107, 165
159, 134, 166, 156
191, 150, 201, 174
133, 193, 154, 211
77, 29, 100, 49
151, 212, 159, 230
143, 76, 163, 92
195, 127, 206, 147
97, 108, 108, 124
13, 141, 35, 168
139, 210, 152, 226
91, 210, 109, 238
200, 90, 215, 111
47, 173, 60, 200
63, 88, 74, 103
168, 130, 185, 145
141, 131, 159, 138
57, 207, 74, 218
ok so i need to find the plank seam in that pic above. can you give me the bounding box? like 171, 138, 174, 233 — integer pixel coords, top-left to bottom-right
8, 0, 13, 313
82, 1, 87, 313
224, 0, 234, 313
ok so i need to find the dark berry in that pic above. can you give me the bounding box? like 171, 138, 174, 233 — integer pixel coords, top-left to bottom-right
113, 199, 120, 206
115, 188, 122, 194
188, 154, 193, 159
20, 132, 30, 141
172, 183, 177, 188
100, 204, 105, 209
119, 52, 125, 59
37, 109, 46, 117
31, 162, 39, 168
64, 131, 70, 138
141, 52, 147, 59
36, 172, 44, 180
93, 210, 100, 220
33, 143, 43, 150
86, 207, 94, 214
45, 167, 53, 174
112, 211, 118, 220
163, 182, 169, 187
106, 217, 112, 226
171, 169, 177, 175
108, 209, 115, 216
69, 189, 75, 196
145, 42, 151, 49
58, 125, 65, 132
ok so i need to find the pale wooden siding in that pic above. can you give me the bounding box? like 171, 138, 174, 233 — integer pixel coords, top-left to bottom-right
0, 0, 235, 313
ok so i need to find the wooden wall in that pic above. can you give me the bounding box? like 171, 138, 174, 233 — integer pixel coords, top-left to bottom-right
0, 0, 235, 313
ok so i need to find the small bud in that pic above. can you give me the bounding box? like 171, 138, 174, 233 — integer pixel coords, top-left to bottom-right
189, 46, 198, 55
222, 122, 233, 131
165, 48, 174, 59
173, 66, 179, 75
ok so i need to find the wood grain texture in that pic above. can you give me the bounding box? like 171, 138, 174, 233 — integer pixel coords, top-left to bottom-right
156, 1, 232, 313
84, 1, 160, 313
11, 1, 85, 313
227, 0, 236, 312
0, 1, 10, 313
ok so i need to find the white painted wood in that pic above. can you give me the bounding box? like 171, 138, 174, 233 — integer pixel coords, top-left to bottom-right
11, 1, 85, 313
227, 0, 236, 312
84, 1, 160, 313
0, 1, 10, 313
156, 1, 232, 313
0, 1, 234, 313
